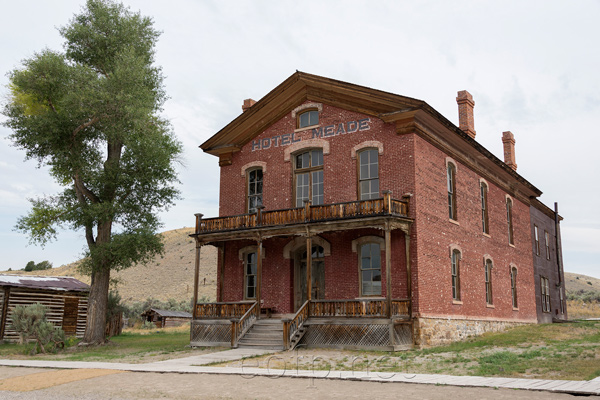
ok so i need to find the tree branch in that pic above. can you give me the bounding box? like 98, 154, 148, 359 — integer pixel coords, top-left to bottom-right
74, 172, 100, 204
72, 116, 100, 141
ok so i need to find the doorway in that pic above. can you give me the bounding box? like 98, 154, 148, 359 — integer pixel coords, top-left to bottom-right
294, 245, 325, 310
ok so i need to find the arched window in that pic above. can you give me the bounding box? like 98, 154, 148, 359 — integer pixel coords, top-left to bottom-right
480, 181, 489, 234
506, 197, 514, 244
294, 149, 323, 206
360, 242, 382, 296
358, 148, 379, 200
247, 168, 263, 213
447, 163, 457, 220
484, 258, 493, 305
297, 109, 319, 129
510, 266, 518, 308
451, 249, 461, 301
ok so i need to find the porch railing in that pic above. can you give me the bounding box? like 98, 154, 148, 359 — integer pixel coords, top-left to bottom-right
196, 194, 409, 234
194, 301, 255, 319
283, 300, 310, 349
231, 301, 259, 348
309, 299, 410, 318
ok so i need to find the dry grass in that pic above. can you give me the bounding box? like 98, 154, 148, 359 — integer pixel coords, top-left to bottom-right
567, 300, 600, 319
8, 227, 218, 304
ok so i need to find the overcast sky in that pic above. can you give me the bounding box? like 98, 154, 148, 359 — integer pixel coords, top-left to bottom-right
1, 0, 598, 279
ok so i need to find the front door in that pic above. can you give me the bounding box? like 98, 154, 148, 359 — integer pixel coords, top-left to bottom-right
294, 245, 325, 310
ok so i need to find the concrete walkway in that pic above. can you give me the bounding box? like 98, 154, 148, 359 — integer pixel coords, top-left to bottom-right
1, 350, 599, 396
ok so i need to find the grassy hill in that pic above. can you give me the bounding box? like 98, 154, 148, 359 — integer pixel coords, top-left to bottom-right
6, 227, 218, 304
564, 271, 600, 293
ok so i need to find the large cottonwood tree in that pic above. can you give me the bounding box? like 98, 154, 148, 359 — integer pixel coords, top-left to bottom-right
2, 0, 181, 344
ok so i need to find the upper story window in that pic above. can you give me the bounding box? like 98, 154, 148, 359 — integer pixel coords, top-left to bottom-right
506, 198, 514, 245
534, 225, 540, 256
545, 230, 551, 260
360, 242, 382, 296
447, 163, 457, 220
297, 109, 319, 129
358, 149, 379, 200
484, 258, 493, 305
510, 266, 518, 309
294, 149, 323, 207
451, 249, 461, 301
247, 168, 263, 213
480, 182, 489, 234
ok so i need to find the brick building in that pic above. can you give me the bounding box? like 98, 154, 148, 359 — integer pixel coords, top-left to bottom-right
189, 72, 566, 349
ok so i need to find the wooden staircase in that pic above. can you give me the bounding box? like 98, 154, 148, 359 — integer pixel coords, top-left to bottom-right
237, 319, 284, 350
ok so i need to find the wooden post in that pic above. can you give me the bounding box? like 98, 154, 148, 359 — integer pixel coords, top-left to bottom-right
194, 213, 203, 234
385, 222, 392, 318
0, 287, 10, 340
256, 237, 263, 318
282, 319, 290, 349
192, 240, 202, 319
304, 199, 312, 222
383, 190, 392, 214
218, 243, 225, 302
231, 319, 237, 348
306, 233, 313, 302
256, 205, 264, 226
404, 227, 412, 318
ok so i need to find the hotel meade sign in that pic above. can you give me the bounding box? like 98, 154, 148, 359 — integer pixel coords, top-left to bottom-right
251, 118, 371, 152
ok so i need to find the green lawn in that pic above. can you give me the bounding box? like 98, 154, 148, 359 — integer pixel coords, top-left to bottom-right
225, 320, 600, 381
0, 329, 217, 364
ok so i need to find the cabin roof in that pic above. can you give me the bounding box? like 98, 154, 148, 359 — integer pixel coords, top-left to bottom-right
142, 308, 192, 318
0, 275, 89, 292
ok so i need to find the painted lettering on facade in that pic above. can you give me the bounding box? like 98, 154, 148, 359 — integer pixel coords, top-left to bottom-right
251, 118, 371, 152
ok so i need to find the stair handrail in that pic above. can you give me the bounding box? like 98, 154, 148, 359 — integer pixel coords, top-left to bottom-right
283, 300, 310, 349
231, 301, 258, 348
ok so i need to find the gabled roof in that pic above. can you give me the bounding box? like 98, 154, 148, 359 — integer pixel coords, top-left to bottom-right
201, 71, 424, 155
202, 71, 542, 200
0, 275, 89, 292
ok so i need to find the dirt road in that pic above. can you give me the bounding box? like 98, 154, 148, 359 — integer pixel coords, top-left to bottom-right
0, 366, 584, 399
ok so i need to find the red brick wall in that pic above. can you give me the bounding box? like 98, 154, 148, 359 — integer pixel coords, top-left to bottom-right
215, 100, 537, 321
216, 229, 408, 313
411, 136, 537, 322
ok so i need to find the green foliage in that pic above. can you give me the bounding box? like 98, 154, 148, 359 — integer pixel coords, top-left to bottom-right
123, 296, 198, 326
24, 260, 53, 271
2, 0, 182, 342
141, 320, 155, 330
567, 289, 600, 303
10, 303, 65, 354
107, 291, 126, 320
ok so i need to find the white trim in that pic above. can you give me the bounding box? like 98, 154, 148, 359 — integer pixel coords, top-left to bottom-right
351, 235, 385, 253
241, 161, 267, 177
351, 141, 384, 159
284, 139, 330, 162
283, 236, 331, 259
291, 102, 322, 119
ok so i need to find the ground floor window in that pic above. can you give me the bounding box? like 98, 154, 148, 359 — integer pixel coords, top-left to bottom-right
541, 276, 551, 312
360, 243, 381, 296
244, 252, 257, 299
510, 266, 518, 308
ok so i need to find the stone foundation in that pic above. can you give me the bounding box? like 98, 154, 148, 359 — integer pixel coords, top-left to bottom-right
413, 317, 530, 347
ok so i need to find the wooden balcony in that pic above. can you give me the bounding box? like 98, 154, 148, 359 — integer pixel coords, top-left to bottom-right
194, 193, 410, 237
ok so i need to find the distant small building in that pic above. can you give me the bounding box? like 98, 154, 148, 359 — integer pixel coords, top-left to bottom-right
0, 275, 89, 341
141, 308, 192, 328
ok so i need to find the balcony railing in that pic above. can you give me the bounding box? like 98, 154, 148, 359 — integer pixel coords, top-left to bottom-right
195, 193, 409, 234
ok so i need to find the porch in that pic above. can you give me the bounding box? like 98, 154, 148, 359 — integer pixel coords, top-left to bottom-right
190, 298, 412, 351
190, 193, 414, 350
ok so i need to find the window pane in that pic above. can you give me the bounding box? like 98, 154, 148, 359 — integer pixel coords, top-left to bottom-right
369, 163, 377, 179
371, 179, 379, 195
312, 149, 323, 166
309, 110, 318, 126
296, 154, 303, 169
299, 112, 309, 128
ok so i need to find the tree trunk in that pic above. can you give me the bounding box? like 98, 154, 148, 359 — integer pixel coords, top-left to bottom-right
81, 266, 110, 345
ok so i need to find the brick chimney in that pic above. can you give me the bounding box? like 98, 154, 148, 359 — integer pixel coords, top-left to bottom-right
502, 131, 517, 171
456, 90, 476, 139
242, 98, 256, 112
